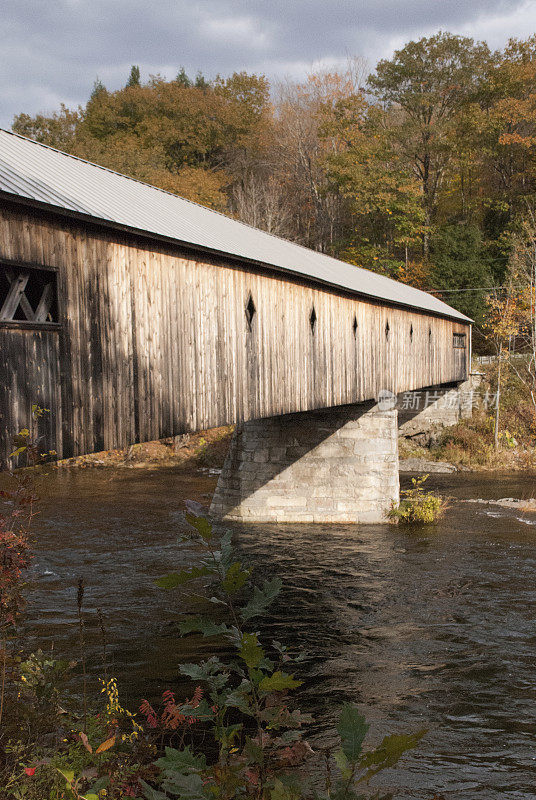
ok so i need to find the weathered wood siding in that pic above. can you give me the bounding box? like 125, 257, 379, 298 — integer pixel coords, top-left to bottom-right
0, 203, 470, 461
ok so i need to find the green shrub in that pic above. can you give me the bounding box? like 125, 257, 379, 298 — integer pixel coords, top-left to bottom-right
389, 476, 445, 524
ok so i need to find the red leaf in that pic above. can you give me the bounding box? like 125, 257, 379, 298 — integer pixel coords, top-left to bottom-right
24, 767, 36, 776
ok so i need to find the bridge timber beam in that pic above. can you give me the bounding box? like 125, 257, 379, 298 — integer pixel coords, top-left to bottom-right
210, 401, 399, 524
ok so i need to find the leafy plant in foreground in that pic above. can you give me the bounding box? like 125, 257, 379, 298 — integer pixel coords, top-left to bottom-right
145, 501, 426, 799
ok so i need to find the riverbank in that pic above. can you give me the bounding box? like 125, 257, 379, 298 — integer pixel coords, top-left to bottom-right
398, 419, 536, 472
52, 425, 234, 471
399, 409, 536, 472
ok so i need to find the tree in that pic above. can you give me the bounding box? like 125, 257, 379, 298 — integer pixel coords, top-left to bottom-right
12, 105, 79, 150
126, 65, 141, 87
13, 68, 270, 214
14, 33, 536, 323
272, 63, 366, 253
429, 222, 491, 323
89, 77, 107, 101
472, 37, 536, 219
489, 221, 536, 442
321, 96, 424, 276
230, 173, 293, 237
176, 67, 192, 87
368, 32, 491, 255
194, 71, 210, 90
484, 282, 524, 447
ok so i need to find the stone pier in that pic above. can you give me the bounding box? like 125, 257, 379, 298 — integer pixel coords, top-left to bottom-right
210, 401, 399, 524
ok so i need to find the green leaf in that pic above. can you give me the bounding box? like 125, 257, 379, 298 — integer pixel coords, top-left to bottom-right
179, 658, 229, 690
154, 747, 209, 798
241, 577, 282, 621
239, 633, 264, 669
185, 512, 213, 541
179, 617, 230, 637
218, 529, 234, 570
333, 747, 351, 780
140, 782, 167, 800
177, 698, 215, 721
244, 736, 264, 764
218, 723, 243, 750
223, 561, 250, 593
259, 670, 302, 692
156, 745, 206, 773
155, 565, 213, 589
89, 777, 109, 792
56, 768, 75, 785
359, 730, 427, 782
249, 668, 264, 687
269, 777, 301, 800
161, 772, 208, 799
225, 680, 254, 715
259, 656, 275, 672
336, 704, 369, 763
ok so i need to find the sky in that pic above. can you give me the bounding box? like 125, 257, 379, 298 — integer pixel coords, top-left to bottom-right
3, 0, 536, 128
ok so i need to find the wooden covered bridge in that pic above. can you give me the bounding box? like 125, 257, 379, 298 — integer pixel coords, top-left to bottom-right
0, 129, 471, 522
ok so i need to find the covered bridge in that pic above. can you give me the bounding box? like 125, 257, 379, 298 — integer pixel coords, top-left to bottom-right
0, 129, 470, 522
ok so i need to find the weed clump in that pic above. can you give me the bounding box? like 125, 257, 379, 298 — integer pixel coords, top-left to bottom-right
389, 475, 446, 524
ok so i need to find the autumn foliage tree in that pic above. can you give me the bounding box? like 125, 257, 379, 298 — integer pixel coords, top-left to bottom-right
368, 31, 492, 256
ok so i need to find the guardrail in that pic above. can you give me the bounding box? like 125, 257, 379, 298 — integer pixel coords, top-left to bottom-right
475, 353, 526, 365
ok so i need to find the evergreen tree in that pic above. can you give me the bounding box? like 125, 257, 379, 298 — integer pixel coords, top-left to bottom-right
195, 71, 210, 90
176, 67, 192, 87
430, 222, 490, 323
89, 77, 107, 101
127, 65, 141, 87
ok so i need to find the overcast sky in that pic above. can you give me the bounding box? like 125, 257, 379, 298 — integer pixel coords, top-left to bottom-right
3, 0, 536, 128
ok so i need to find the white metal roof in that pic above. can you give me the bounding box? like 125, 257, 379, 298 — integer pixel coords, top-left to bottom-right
0, 128, 470, 322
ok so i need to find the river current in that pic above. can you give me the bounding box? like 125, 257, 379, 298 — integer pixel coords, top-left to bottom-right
22, 468, 536, 799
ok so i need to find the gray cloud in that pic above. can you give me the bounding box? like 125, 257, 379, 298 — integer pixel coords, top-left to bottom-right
1, 0, 533, 127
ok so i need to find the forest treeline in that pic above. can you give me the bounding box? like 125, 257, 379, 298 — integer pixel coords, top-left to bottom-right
12, 31, 536, 329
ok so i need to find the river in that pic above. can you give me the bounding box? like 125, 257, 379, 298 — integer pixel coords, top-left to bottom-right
22, 467, 536, 799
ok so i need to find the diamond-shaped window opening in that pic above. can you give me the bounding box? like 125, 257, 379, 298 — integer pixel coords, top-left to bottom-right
245, 292, 256, 331
309, 305, 317, 334
352, 315, 358, 338
410, 323, 413, 342
385, 320, 390, 339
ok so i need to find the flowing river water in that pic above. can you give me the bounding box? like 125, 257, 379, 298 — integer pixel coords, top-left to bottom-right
21, 467, 536, 799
